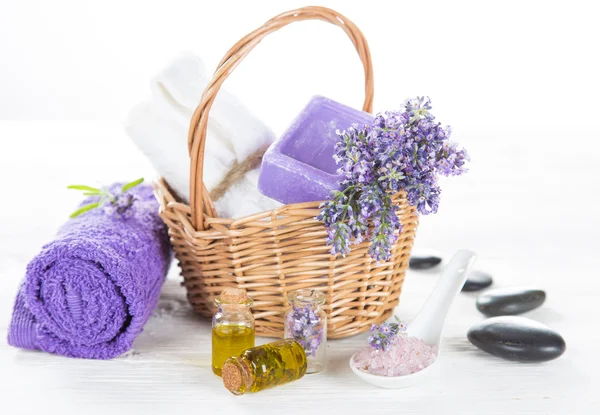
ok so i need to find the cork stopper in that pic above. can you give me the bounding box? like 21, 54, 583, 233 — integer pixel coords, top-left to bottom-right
222, 362, 243, 393
219, 288, 248, 304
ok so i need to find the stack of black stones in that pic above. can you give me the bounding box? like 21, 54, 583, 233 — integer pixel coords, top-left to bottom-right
409, 254, 566, 362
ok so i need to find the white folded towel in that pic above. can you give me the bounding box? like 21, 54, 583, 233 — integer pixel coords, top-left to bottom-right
125, 54, 282, 218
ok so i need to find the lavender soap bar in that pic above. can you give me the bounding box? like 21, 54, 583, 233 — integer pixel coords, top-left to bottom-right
258, 96, 374, 204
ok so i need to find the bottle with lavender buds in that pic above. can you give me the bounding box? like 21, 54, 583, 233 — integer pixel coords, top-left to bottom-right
284, 289, 327, 373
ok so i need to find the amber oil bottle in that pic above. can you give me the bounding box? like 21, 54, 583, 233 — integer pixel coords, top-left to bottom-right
212, 288, 255, 376
221, 339, 307, 395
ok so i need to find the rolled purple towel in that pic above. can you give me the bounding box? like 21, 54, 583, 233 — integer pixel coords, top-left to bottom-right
7, 184, 171, 359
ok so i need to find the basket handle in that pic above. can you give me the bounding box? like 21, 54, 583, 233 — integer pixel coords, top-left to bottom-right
188, 6, 374, 229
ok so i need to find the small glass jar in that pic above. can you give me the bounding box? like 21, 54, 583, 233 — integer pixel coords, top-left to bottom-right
221, 339, 307, 395
284, 289, 327, 373
212, 288, 255, 376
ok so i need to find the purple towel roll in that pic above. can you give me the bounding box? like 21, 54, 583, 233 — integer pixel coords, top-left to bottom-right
7, 184, 171, 359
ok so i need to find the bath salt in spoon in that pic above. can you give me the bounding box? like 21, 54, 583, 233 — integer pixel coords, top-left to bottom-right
350, 249, 476, 388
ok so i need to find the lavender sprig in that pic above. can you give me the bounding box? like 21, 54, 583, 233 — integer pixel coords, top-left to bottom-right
368, 316, 408, 351
286, 306, 324, 357
318, 97, 469, 260
67, 178, 144, 218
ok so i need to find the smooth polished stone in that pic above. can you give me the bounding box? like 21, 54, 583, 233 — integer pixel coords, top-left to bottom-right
467, 316, 566, 362
462, 270, 493, 292
476, 287, 545, 316
409, 255, 442, 270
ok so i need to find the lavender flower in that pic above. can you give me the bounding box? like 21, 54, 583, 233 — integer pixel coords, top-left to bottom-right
285, 306, 324, 357
103, 192, 136, 218
318, 97, 469, 260
368, 316, 408, 351
67, 178, 144, 218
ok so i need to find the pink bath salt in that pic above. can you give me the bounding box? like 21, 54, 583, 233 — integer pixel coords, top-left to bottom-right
353, 334, 438, 377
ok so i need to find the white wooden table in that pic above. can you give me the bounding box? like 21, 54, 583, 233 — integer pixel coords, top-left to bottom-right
0, 121, 597, 414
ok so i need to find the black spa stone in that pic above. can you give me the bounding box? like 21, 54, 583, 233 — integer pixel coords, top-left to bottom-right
462, 270, 493, 292
409, 255, 442, 270
476, 287, 545, 316
467, 316, 566, 362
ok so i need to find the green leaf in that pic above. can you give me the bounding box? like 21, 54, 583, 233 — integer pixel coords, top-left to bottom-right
121, 178, 144, 193
83, 192, 100, 196
70, 202, 100, 218
67, 185, 101, 192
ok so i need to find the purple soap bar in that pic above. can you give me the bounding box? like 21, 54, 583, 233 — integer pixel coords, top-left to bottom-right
258, 96, 374, 204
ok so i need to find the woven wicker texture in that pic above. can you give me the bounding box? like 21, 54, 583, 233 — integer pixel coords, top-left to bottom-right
154, 6, 418, 338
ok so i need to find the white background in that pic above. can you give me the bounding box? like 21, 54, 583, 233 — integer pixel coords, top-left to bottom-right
0, 0, 599, 414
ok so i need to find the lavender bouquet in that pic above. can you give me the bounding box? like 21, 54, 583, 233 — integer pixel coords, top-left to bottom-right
318, 97, 469, 261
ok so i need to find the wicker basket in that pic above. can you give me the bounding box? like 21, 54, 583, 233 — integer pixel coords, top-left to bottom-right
155, 6, 419, 339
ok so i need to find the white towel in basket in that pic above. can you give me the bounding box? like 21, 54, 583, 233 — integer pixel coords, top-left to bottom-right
125, 53, 282, 218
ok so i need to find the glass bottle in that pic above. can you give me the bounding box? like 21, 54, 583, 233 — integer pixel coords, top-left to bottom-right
212, 288, 255, 376
284, 289, 327, 373
221, 339, 307, 395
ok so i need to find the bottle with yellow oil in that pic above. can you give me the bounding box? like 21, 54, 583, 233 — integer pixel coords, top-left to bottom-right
221, 339, 307, 395
212, 288, 255, 376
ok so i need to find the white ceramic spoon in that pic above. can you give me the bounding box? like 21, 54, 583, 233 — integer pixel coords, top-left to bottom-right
349, 249, 476, 388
